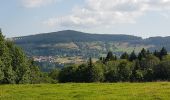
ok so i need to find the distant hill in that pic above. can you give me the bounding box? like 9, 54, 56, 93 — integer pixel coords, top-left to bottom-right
14, 30, 142, 44
12, 30, 170, 58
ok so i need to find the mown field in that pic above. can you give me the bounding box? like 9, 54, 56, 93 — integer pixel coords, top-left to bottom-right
0, 82, 170, 100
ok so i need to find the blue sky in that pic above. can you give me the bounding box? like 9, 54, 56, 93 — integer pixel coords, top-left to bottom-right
1, 0, 170, 38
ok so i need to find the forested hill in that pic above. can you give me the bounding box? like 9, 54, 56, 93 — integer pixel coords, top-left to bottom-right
12, 30, 170, 57
13, 30, 142, 44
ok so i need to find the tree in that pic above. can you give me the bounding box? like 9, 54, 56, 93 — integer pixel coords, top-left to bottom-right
99, 57, 105, 63
105, 70, 118, 82
87, 57, 104, 82
117, 60, 132, 81
159, 47, 168, 60
134, 70, 144, 82
106, 51, 113, 60
130, 60, 142, 81
49, 69, 60, 81
58, 65, 78, 82
7, 41, 31, 84
139, 54, 159, 81
146, 50, 151, 55
0, 32, 15, 84
0, 60, 4, 83
144, 68, 154, 81
154, 50, 160, 58
75, 64, 89, 82
129, 50, 137, 61
104, 61, 119, 73
105, 51, 116, 62
0, 30, 5, 57
0, 29, 4, 42
0, 42, 15, 84
138, 48, 147, 60
0, 30, 41, 84
29, 59, 41, 84
153, 61, 170, 80
139, 54, 160, 70
160, 47, 168, 56
88, 57, 93, 68
0, 29, 4, 82
120, 52, 129, 60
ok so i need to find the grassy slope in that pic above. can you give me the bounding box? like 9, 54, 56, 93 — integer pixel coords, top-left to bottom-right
0, 82, 170, 100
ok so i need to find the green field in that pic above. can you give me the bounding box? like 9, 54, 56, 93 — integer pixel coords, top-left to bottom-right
0, 82, 170, 100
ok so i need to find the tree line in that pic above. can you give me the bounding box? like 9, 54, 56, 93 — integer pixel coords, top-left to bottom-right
56, 47, 170, 82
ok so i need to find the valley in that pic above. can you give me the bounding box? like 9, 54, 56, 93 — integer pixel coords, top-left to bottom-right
12, 30, 169, 70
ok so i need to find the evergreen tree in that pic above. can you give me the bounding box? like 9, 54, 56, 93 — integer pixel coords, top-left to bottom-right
147, 50, 151, 55
129, 50, 137, 61
105, 51, 113, 61
120, 52, 129, 60
88, 57, 104, 82
88, 57, 93, 68
154, 50, 160, 58
160, 47, 168, 60
138, 48, 147, 60
160, 47, 168, 56
87, 57, 94, 82
99, 57, 105, 63
105, 51, 117, 62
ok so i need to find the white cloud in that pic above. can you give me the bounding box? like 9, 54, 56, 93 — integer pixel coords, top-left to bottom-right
44, 0, 170, 28
22, 0, 57, 8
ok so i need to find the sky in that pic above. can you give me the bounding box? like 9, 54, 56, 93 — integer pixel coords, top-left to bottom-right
1, 0, 170, 38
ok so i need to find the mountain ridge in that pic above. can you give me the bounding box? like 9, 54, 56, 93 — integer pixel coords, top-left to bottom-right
13, 30, 142, 44
13, 30, 142, 38
12, 30, 170, 58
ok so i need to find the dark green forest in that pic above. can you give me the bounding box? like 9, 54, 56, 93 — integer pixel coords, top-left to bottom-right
1, 30, 170, 84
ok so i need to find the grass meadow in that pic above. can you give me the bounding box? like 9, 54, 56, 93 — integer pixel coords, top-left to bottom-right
0, 82, 170, 100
